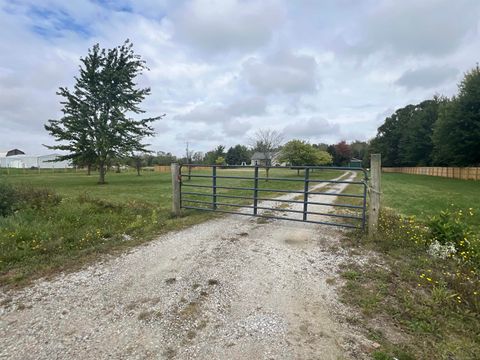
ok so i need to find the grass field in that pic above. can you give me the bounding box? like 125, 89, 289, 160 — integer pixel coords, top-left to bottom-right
0, 167, 346, 286
382, 173, 480, 228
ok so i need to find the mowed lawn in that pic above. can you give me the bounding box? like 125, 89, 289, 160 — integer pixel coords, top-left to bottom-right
0, 167, 346, 285
382, 173, 480, 229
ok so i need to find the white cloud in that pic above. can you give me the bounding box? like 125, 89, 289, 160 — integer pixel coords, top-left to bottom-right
358, 0, 480, 57
395, 66, 459, 89
171, 0, 285, 54
242, 50, 319, 95
283, 117, 340, 140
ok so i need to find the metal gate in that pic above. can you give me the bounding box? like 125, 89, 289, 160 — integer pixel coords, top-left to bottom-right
179, 165, 368, 230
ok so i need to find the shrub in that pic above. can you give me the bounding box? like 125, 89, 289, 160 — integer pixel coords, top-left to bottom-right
0, 183, 62, 217
428, 209, 473, 247
0, 182, 18, 217
15, 186, 62, 210
427, 208, 479, 266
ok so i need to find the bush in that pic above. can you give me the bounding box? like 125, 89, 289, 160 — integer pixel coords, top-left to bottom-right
427, 208, 478, 265
0, 183, 61, 217
0, 182, 18, 217
428, 209, 473, 247
15, 186, 62, 210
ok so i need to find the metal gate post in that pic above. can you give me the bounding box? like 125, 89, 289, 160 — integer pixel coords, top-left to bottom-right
253, 165, 259, 215
212, 165, 217, 210
362, 171, 368, 231
368, 154, 381, 236
303, 168, 310, 221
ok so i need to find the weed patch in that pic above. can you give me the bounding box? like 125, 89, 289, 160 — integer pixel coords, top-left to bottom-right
339, 209, 480, 359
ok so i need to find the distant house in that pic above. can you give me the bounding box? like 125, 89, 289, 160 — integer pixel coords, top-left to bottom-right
250, 152, 285, 166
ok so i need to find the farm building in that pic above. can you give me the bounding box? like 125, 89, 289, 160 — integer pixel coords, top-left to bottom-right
349, 158, 363, 168
0, 149, 72, 169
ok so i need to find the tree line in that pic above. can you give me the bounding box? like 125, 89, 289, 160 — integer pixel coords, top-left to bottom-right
370, 65, 480, 167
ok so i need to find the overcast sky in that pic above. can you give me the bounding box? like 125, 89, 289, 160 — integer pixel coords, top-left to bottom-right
1, 0, 479, 156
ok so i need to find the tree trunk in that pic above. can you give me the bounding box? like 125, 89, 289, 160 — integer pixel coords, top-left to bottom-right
297, 168, 300, 176
188, 165, 192, 181
136, 165, 141, 176
98, 161, 106, 184
116, 163, 121, 173
87, 164, 91, 176
266, 167, 270, 181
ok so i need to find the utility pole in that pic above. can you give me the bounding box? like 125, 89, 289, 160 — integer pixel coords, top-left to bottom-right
186, 141, 192, 181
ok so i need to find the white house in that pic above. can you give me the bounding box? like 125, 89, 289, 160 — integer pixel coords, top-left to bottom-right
250, 152, 285, 166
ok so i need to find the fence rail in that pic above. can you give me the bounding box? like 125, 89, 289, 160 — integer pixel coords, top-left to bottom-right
382, 166, 480, 181
154, 165, 212, 172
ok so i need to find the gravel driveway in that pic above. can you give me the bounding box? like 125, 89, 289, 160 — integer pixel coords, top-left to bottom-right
0, 172, 374, 359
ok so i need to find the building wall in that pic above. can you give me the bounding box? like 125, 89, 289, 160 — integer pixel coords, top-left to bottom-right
0, 154, 71, 169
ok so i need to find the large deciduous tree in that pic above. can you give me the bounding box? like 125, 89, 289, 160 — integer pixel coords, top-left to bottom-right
333, 140, 352, 166
250, 129, 283, 180
280, 140, 332, 174
44, 40, 163, 184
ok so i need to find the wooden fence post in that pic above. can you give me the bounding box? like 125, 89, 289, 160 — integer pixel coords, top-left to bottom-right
368, 154, 381, 236
171, 163, 181, 216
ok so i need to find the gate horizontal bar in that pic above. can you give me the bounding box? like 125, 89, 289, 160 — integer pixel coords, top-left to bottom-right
182, 183, 363, 198
184, 173, 364, 185
306, 191, 364, 198
181, 163, 367, 174
182, 206, 361, 229
182, 199, 363, 220
181, 191, 364, 209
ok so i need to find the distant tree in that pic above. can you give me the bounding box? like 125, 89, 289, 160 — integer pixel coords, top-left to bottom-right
250, 129, 283, 180
44, 40, 163, 184
350, 141, 368, 160
398, 99, 442, 166
316, 150, 333, 165
225, 145, 251, 165
333, 140, 351, 166
129, 153, 146, 176
215, 156, 226, 166
280, 140, 332, 174
204, 145, 225, 164
192, 151, 204, 163
313, 143, 329, 151
153, 151, 177, 165
433, 65, 480, 166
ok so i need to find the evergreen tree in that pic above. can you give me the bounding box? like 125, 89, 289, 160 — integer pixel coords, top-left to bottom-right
398, 99, 442, 166
45, 40, 163, 184
225, 145, 251, 165
433, 65, 480, 166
